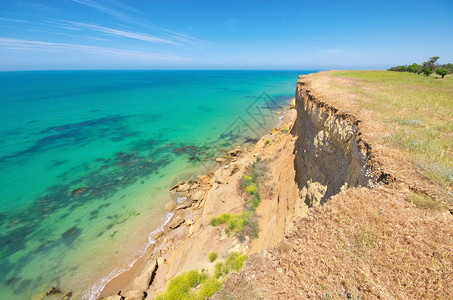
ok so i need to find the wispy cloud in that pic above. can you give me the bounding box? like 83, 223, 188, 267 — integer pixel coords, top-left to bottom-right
68, 0, 211, 47
64, 21, 180, 45
70, 0, 136, 23
0, 17, 29, 23
0, 38, 187, 61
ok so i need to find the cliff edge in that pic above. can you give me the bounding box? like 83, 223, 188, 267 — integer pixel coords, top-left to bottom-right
214, 71, 453, 299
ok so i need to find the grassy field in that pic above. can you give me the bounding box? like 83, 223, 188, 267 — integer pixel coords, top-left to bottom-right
332, 71, 453, 189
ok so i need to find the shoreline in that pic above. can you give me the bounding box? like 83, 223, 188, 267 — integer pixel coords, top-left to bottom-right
97, 98, 297, 299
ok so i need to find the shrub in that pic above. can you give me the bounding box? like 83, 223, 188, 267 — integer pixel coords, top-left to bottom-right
155, 270, 204, 300
245, 184, 258, 195
214, 262, 224, 278
422, 67, 434, 76
210, 213, 231, 226
208, 251, 218, 262
264, 139, 270, 145
197, 277, 222, 298
282, 128, 289, 134
225, 252, 248, 273
225, 213, 248, 234
436, 68, 448, 78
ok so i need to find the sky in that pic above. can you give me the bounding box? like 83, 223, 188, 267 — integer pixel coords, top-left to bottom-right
0, 0, 452, 71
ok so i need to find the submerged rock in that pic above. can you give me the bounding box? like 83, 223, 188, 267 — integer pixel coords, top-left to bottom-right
216, 157, 226, 163
62, 291, 73, 300
45, 287, 61, 296
71, 187, 87, 195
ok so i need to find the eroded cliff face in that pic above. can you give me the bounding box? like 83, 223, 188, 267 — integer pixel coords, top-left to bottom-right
293, 76, 377, 207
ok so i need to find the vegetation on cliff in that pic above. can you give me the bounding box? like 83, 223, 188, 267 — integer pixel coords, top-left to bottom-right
210, 159, 268, 241
155, 252, 247, 300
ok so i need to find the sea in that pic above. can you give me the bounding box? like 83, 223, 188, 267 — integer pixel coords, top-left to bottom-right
0, 70, 313, 299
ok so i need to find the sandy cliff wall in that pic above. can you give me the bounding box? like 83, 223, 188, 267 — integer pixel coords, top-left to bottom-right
292, 76, 377, 207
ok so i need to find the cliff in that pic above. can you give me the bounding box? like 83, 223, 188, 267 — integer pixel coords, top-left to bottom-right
213, 72, 453, 299
101, 71, 452, 300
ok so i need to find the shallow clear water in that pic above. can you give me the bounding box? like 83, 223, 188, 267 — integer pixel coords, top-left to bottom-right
0, 70, 313, 299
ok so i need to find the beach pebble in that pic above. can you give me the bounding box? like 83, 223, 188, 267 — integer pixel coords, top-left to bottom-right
157, 257, 165, 266
165, 201, 177, 212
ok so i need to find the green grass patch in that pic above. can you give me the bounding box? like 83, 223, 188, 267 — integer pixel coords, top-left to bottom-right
332, 70, 453, 188
210, 161, 267, 241
208, 251, 218, 262
156, 252, 247, 300
407, 191, 445, 211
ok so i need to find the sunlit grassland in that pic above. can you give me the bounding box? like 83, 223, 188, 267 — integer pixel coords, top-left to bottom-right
332, 71, 452, 187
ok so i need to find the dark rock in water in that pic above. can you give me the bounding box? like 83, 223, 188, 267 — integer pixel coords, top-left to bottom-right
62, 291, 73, 300
71, 187, 87, 195
5, 277, 20, 286
45, 287, 61, 296
62, 227, 78, 237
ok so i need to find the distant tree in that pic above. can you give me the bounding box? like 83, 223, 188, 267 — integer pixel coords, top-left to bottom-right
407, 63, 421, 73
436, 68, 448, 78
422, 67, 433, 76
423, 56, 440, 71
429, 56, 440, 65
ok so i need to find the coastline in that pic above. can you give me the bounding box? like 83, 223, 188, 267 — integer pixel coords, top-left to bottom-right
97, 98, 298, 300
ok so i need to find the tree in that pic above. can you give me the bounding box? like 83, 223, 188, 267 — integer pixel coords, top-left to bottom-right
436, 68, 448, 78
422, 67, 433, 76
407, 63, 421, 73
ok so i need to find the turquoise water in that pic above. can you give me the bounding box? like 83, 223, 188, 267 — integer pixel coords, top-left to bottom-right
0, 70, 313, 299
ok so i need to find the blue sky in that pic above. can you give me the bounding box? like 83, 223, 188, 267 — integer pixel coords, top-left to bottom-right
0, 0, 452, 70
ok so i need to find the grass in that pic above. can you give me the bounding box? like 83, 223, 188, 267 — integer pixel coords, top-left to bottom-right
156, 252, 247, 300
332, 71, 453, 188
211, 159, 267, 241
407, 191, 445, 211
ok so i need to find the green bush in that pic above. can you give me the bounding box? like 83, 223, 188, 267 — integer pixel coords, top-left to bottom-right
264, 139, 270, 145
225, 252, 248, 273
208, 251, 218, 262
245, 184, 257, 195
214, 262, 224, 278
197, 277, 223, 298
225, 213, 248, 234
210, 213, 231, 226
155, 270, 205, 300
436, 68, 448, 78
422, 67, 434, 76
